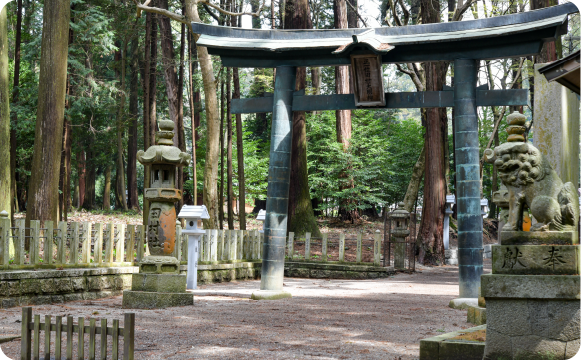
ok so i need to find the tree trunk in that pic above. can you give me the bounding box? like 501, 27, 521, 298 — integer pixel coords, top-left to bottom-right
127, 36, 140, 211
188, 31, 199, 205
158, 0, 180, 138
226, 67, 234, 229
416, 0, 447, 265
26, 0, 70, 232
219, 77, 225, 229
185, 2, 222, 229
402, 143, 426, 212
0, 6, 10, 218
144, 5, 159, 226
233, 67, 246, 229
284, 0, 321, 237
334, 0, 356, 222
531, 0, 559, 62
115, 41, 128, 211
10, 0, 23, 220
103, 165, 111, 210
83, 145, 95, 210
177, 7, 186, 211
78, 150, 86, 208
346, 0, 357, 28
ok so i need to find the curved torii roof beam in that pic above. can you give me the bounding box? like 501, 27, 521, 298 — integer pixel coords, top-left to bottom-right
193, 3, 577, 68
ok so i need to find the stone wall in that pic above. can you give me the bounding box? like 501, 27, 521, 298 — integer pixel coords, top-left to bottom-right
284, 261, 395, 279
0, 267, 137, 309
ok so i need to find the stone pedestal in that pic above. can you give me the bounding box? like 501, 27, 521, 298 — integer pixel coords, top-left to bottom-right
122, 256, 193, 309
483, 275, 580, 359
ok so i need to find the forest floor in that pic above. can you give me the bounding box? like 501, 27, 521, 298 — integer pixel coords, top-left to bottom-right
0, 260, 492, 359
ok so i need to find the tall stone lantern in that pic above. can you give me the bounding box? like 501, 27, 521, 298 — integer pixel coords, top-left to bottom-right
390, 202, 410, 269
123, 120, 193, 309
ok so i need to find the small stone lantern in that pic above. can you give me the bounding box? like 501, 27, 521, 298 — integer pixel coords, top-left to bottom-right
257, 209, 266, 234
178, 205, 210, 290
444, 195, 455, 250
389, 202, 410, 269
122, 120, 192, 309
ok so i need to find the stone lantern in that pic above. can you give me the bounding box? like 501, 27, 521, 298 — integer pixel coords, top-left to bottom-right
178, 205, 210, 290
389, 202, 410, 269
123, 120, 192, 309
256, 209, 266, 234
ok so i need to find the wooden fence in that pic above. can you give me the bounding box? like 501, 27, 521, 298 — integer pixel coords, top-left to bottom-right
0, 217, 263, 270
20, 307, 134, 360
287, 230, 382, 266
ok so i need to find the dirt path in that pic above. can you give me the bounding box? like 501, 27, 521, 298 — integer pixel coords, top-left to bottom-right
0, 261, 491, 359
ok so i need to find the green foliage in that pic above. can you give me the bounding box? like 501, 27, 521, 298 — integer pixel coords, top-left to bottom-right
307, 109, 424, 215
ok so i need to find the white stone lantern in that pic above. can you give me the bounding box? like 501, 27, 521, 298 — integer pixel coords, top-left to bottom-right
480, 199, 489, 218
178, 205, 210, 290
257, 209, 266, 234
444, 195, 455, 250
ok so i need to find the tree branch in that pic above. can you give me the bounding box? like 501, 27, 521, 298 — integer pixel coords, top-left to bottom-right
132, 0, 188, 23
345, 0, 369, 28
202, 3, 221, 22
397, 0, 410, 25
200, 0, 264, 17
452, 0, 477, 21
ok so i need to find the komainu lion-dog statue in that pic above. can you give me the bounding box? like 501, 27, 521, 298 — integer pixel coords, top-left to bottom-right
484, 141, 579, 232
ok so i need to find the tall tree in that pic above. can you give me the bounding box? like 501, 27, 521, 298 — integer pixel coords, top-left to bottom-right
25, 0, 71, 228
415, 0, 448, 265
188, 31, 200, 205
227, 66, 234, 229
0, 5, 9, 218
115, 40, 128, 211
232, 10, 246, 229
334, 0, 357, 222
10, 0, 23, 220
127, 35, 140, 211
284, 0, 321, 237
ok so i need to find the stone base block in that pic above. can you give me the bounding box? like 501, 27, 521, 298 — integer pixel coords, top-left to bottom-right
483, 274, 580, 360
491, 245, 579, 275
501, 231, 578, 245
420, 325, 486, 360
122, 290, 193, 309
250, 290, 292, 301
467, 305, 486, 325
131, 273, 187, 293
449, 298, 478, 310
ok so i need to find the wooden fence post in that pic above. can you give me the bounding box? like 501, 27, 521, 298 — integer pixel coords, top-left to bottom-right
374, 230, 381, 266
322, 233, 328, 262
71, 222, 79, 265
230, 230, 237, 261
105, 223, 114, 264
89, 318, 96, 360
82, 222, 91, 264
45, 221, 54, 265
339, 233, 345, 262
217, 230, 223, 260
78, 317, 85, 359
356, 231, 362, 263
124, 313, 135, 360
16, 219, 25, 265
237, 230, 243, 260
305, 232, 311, 260
126, 225, 135, 264
116, 224, 126, 263
66, 316, 73, 360
0, 215, 10, 266
288, 232, 294, 260
94, 223, 103, 265
136, 225, 145, 263
57, 221, 67, 265
100, 319, 107, 360
112, 319, 119, 359
30, 220, 40, 266
32, 314, 40, 360
55, 316, 62, 360
21, 307, 32, 360
44, 315, 51, 359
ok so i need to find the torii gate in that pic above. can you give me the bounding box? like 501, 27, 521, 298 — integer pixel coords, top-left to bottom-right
192, 3, 577, 301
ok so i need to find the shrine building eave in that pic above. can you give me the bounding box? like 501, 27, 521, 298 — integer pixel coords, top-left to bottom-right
192, 2, 577, 68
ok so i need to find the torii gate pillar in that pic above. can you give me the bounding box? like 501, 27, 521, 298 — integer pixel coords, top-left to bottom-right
454, 59, 483, 300
251, 66, 295, 300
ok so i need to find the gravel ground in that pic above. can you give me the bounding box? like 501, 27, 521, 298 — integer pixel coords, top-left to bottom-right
0, 260, 491, 360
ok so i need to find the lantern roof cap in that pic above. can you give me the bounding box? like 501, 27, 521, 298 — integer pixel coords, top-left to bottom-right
390, 202, 410, 219
257, 209, 266, 221
137, 120, 191, 167
178, 205, 210, 220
